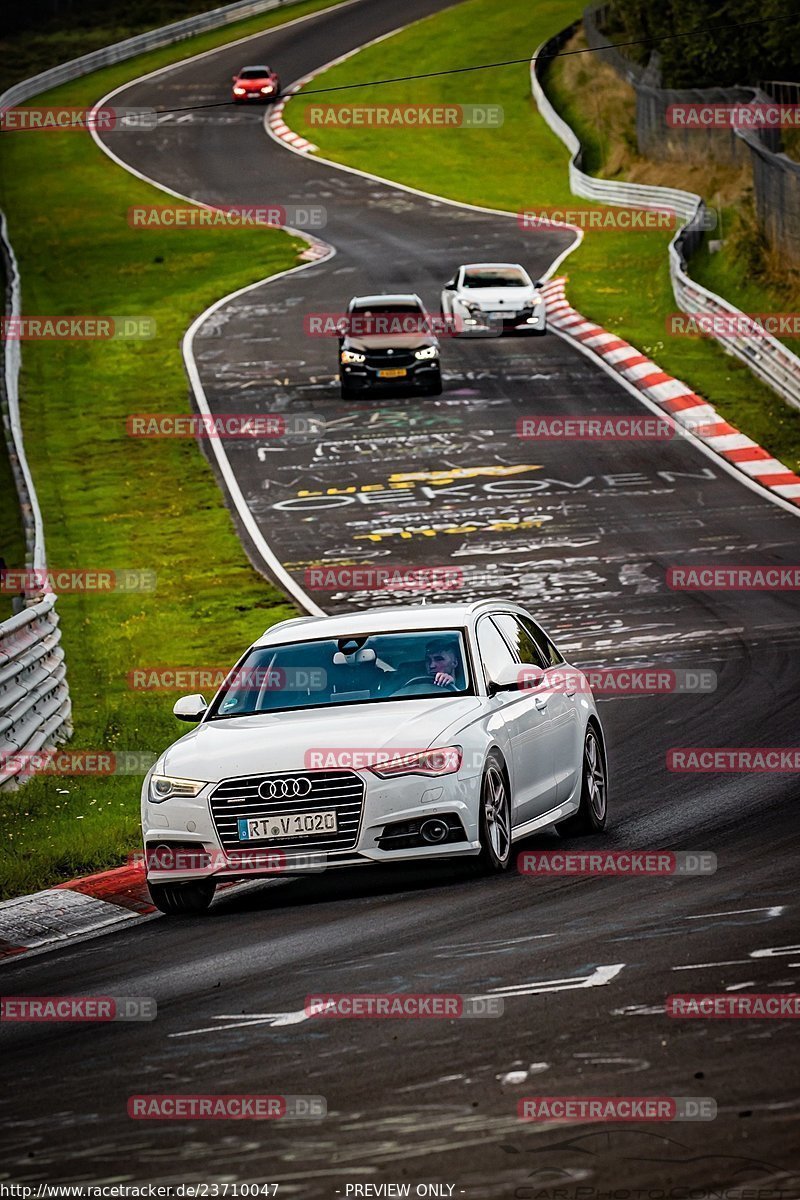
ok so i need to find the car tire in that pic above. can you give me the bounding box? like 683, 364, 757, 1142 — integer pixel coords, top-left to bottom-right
340, 384, 358, 399
557, 724, 608, 837
148, 879, 216, 916
474, 752, 512, 873
425, 373, 443, 396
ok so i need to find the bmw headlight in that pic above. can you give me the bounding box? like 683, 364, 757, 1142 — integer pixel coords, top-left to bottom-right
414, 345, 439, 361
149, 775, 207, 803
341, 349, 366, 364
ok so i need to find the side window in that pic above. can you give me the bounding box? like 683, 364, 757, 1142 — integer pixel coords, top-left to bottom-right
492, 613, 547, 668
476, 617, 517, 683
519, 615, 564, 667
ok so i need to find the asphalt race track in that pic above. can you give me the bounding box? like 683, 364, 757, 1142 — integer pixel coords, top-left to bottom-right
2, 0, 800, 1194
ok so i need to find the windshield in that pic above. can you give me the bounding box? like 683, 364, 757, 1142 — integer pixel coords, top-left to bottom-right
238, 68, 271, 79
207, 630, 472, 718
462, 268, 527, 288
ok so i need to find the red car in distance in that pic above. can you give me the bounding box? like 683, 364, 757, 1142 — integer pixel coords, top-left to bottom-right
231, 65, 281, 104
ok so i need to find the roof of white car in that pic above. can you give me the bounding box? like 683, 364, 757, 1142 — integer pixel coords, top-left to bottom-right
459, 262, 525, 271
349, 294, 423, 307
256, 601, 510, 645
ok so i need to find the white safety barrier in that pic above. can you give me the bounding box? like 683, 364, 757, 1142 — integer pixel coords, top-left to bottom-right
0, 0, 317, 788
0, 596, 72, 789
530, 33, 800, 411
0, 213, 73, 790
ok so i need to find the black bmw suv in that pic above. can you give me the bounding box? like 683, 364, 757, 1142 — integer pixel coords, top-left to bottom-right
338, 293, 442, 399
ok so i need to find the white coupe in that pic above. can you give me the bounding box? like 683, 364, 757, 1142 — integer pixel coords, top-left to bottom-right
440, 263, 547, 334
141, 602, 607, 914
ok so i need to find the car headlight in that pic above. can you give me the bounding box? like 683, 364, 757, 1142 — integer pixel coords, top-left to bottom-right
368, 747, 462, 779
414, 346, 439, 361
341, 349, 366, 364
260, 85, 274, 94
233, 87, 247, 95
149, 775, 207, 803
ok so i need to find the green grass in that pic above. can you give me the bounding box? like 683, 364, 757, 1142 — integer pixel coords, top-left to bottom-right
287, 0, 800, 476
0, 0, 341, 93
0, 0, 349, 899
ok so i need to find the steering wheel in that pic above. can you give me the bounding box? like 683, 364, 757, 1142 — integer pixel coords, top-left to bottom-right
390, 674, 458, 696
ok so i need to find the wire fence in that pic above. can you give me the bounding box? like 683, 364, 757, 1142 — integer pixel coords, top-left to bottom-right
583, 5, 799, 263
530, 27, 800, 412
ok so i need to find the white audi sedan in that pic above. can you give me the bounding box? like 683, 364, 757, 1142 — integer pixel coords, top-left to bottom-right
440, 263, 547, 334
141, 602, 607, 914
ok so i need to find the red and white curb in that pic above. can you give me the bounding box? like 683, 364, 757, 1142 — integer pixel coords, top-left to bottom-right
265, 24, 408, 156
0, 865, 155, 961
541, 278, 800, 509
267, 82, 318, 153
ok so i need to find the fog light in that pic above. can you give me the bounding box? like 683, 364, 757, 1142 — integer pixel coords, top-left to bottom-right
420, 818, 449, 844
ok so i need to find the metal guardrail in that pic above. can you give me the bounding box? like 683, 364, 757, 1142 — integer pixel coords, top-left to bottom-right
0, 0, 313, 789
0, 596, 72, 789
1, 213, 73, 790
0, 0, 296, 109
531, 30, 800, 413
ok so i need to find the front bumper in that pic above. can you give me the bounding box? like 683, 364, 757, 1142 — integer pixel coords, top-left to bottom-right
340, 360, 440, 391
232, 90, 277, 102
141, 768, 481, 884
459, 306, 547, 334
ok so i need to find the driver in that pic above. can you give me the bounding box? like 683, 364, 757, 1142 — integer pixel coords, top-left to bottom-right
424, 638, 461, 689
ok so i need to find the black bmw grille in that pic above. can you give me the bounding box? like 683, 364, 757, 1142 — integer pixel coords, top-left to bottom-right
364, 349, 417, 368
210, 770, 364, 851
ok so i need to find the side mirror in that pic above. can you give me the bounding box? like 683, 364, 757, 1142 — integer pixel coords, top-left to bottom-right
518, 665, 545, 690
487, 664, 522, 696
232, 76, 238, 82
444, 280, 456, 290
173, 694, 207, 722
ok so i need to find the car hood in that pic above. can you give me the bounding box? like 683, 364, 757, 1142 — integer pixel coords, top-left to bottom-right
159, 697, 482, 782
344, 334, 437, 352
461, 286, 539, 306
236, 77, 272, 87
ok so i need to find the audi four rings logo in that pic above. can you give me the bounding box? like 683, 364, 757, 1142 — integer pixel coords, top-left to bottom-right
257, 777, 313, 800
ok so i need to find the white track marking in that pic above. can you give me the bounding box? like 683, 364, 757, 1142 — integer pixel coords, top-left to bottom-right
264, 41, 583, 284
487, 963, 625, 996
686, 906, 786, 920
87, 4, 376, 615
269, 34, 800, 521
673, 960, 753, 970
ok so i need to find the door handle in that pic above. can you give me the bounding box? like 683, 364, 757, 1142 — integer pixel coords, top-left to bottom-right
534, 695, 548, 711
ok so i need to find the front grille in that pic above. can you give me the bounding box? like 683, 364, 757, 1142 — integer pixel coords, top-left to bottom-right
210, 770, 364, 852
364, 349, 417, 368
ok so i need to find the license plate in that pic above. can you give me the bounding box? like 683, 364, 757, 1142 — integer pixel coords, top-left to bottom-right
489, 311, 507, 320
238, 811, 338, 840
378, 368, 407, 378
